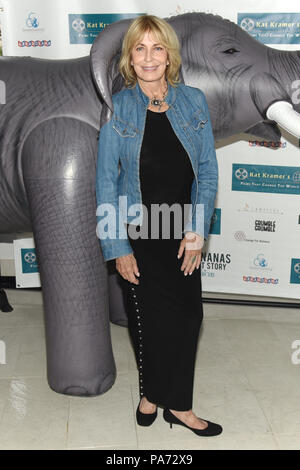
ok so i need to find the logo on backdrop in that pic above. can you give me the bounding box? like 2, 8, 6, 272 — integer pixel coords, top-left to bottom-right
290, 259, 300, 284
237, 13, 300, 44
21, 248, 39, 273
209, 208, 221, 235
26, 12, 39, 28
248, 140, 287, 149
251, 254, 272, 271
232, 164, 300, 195
234, 231, 270, 244
238, 202, 284, 216
23, 12, 44, 32
201, 252, 231, 278
242, 275, 279, 284
68, 13, 143, 44
18, 40, 51, 48
254, 220, 276, 232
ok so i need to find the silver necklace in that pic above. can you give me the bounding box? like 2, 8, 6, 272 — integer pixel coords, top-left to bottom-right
141, 83, 168, 111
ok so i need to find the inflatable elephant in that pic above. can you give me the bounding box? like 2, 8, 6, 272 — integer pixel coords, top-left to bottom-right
1, 12, 300, 397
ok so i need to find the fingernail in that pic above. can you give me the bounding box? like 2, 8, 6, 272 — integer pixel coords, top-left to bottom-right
189, 272, 192, 275
184, 272, 187, 276
137, 272, 140, 276
177, 255, 180, 258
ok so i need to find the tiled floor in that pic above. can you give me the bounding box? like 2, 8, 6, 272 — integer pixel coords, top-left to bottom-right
0, 289, 300, 450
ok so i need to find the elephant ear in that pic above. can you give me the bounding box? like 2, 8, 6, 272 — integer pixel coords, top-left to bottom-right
90, 18, 133, 125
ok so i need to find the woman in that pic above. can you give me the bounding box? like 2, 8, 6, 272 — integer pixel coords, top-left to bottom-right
96, 14, 221, 437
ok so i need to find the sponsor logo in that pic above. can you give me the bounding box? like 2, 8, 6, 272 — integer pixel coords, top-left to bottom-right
237, 12, 300, 44
234, 231, 270, 244
290, 258, 300, 284
21, 248, 39, 273
254, 220, 276, 232
253, 253, 268, 268
69, 13, 144, 44
23, 12, 44, 32
235, 167, 248, 180
248, 140, 287, 149
26, 12, 39, 28
232, 164, 300, 194
209, 208, 221, 235
72, 18, 86, 33
238, 203, 283, 215
240, 17, 255, 32
242, 275, 279, 284
251, 253, 272, 271
18, 40, 51, 47
201, 252, 231, 276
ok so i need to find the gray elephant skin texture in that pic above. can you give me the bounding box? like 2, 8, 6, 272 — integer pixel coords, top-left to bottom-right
0, 13, 299, 397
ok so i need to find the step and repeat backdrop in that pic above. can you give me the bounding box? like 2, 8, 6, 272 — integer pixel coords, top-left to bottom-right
0, 0, 299, 298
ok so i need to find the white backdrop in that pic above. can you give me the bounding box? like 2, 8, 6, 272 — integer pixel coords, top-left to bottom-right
0, 0, 299, 298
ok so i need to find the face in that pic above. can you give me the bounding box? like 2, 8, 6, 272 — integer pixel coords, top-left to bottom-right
130, 29, 169, 84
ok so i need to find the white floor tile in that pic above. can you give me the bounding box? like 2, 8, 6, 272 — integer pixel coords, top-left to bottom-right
0, 289, 299, 449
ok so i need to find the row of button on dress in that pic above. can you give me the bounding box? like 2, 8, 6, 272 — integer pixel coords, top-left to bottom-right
130, 285, 144, 398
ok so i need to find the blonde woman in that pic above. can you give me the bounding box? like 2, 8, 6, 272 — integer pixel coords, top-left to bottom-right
96, 14, 221, 437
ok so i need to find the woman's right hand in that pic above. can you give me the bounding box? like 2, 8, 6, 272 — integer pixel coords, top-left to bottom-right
116, 253, 140, 285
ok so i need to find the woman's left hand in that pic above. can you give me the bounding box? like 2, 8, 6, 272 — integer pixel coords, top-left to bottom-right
178, 232, 204, 276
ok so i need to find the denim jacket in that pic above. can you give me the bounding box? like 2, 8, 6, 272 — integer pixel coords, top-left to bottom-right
96, 80, 218, 262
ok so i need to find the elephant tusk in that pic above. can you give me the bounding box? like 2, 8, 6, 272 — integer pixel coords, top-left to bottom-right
266, 101, 300, 138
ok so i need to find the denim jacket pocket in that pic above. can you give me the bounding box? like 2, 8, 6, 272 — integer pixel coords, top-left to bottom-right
189, 109, 208, 131
112, 117, 138, 138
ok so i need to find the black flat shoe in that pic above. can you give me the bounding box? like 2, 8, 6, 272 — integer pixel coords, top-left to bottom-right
0, 288, 13, 312
136, 398, 158, 426
163, 408, 222, 436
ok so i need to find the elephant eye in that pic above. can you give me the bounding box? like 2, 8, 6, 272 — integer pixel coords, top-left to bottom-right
223, 47, 239, 54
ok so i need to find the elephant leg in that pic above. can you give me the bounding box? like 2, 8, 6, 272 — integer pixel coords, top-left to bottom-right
21, 117, 116, 396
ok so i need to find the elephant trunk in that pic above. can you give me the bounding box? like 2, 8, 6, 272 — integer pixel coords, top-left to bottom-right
90, 18, 132, 126
250, 71, 300, 138
266, 101, 300, 138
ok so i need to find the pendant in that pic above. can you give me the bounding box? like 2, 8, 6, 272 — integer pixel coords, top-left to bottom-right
151, 98, 162, 107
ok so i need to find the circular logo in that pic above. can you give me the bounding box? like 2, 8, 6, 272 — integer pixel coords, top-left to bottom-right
292, 171, 300, 182
24, 252, 36, 264
235, 168, 248, 180
72, 18, 86, 33
240, 17, 255, 32
235, 231, 246, 241
294, 262, 300, 274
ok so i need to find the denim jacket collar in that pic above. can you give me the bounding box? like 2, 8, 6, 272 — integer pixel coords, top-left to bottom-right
131, 78, 177, 108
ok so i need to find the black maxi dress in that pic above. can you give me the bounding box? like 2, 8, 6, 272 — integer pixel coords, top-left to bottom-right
120, 108, 204, 412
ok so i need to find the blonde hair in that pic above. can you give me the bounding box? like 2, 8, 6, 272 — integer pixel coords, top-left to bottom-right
119, 14, 182, 88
